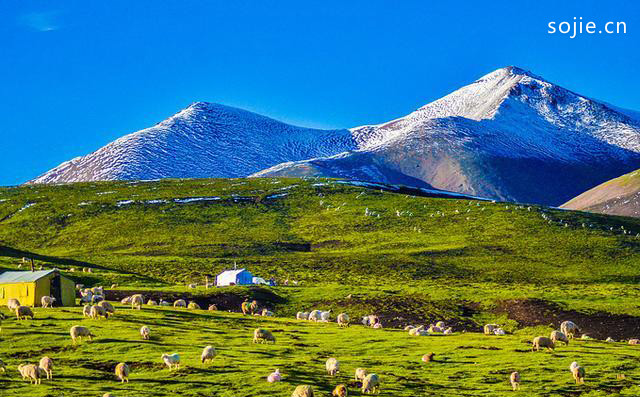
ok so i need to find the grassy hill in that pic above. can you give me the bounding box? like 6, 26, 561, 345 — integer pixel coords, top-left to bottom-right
3, 178, 640, 395
563, 169, 640, 218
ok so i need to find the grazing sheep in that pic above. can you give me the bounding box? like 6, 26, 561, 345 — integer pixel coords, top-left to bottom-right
90, 305, 109, 320
130, 294, 144, 310
361, 373, 380, 394
428, 324, 442, 333
404, 325, 414, 331
267, 369, 281, 383
494, 328, 506, 336
320, 310, 332, 322
569, 362, 579, 371
372, 322, 383, 329
253, 328, 276, 344
18, 364, 41, 384
140, 326, 150, 340
115, 362, 129, 383
98, 301, 116, 314
309, 310, 321, 322
550, 330, 569, 345
16, 306, 34, 320
572, 366, 585, 384
296, 311, 309, 320
70, 325, 94, 344
41, 296, 56, 308
355, 368, 367, 382
337, 313, 350, 327
147, 300, 157, 306
161, 353, 181, 370
435, 321, 445, 329
39, 356, 53, 380
7, 298, 21, 312
121, 296, 132, 305
362, 315, 380, 327
160, 300, 171, 306
443, 327, 453, 335
174, 299, 187, 308
484, 324, 499, 335
326, 357, 339, 376
80, 290, 93, 303
629, 339, 640, 345
560, 320, 580, 339
422, 353, 435, 363
606, 337, 615, 342
292, 385, 314, 397
510, 371, 520, 391
91, 294, 105, 304
208, 304, 217, 311
262, 308, 274, 317
532, 336, 555, 352
111, 284, 117, 289
332, 384, 348, 397
187, 301, 201, 310
409, 325, 426, 336
201, 346, 216, 364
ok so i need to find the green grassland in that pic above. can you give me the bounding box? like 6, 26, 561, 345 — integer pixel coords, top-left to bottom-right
2, 178, 640, 396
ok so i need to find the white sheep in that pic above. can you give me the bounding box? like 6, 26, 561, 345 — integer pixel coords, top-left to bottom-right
510, 371, 520, 391
292, 385, 314, 397
261, 308, 274, 316
362, 373, 380, 394
337, 313, 350, 327
140, 326, 150, 340
174, 299, 187, 308
550, 330, 569, 345
98, 301, 116, 314
130, 294, 144, 310
443, 327, 453, 335
90, 305, 109, 320
70, 325, 94, 344
494, 328, 506, 336
18, 364, 41, 384
161, 353, 180, 370
7, 298, 21, 312
83, 304, 92, 318
121, 296, 132, 305
41, 296, 56, 308
39, 356, 53, 380
160, 300, 171, 306
308, 310, 321, 322
355, 367, 367, 382
115, 362, 129, 383
147, 300, 158, 306
326, 357, 339, 376
16, 306, 34, 320
483, 324, 499, 335
560, 320, 580, 339
296, 311, 309, 320
201, 346, 216, 364
267, 369, 281, 383
187, 301, 201, 310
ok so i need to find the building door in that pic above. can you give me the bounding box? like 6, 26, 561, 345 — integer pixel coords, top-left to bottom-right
50, 276, 62, 305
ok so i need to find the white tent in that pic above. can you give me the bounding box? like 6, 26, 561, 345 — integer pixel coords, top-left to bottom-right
216, 268, 253, 286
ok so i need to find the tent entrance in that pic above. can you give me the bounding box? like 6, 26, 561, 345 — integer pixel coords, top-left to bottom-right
50, 275, 62, 305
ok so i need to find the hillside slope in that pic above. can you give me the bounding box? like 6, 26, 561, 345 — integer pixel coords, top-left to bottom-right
562, 169, 640, 217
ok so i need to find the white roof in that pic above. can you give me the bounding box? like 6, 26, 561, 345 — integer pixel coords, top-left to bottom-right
217, 268, 248, 277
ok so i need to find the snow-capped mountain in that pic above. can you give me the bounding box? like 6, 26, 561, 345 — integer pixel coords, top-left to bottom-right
28, 103, 358, 184
29, 66, 640, 206
254, 67, 640, 205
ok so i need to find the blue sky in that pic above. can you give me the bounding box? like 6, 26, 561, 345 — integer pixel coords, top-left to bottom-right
1, 0, 639, 185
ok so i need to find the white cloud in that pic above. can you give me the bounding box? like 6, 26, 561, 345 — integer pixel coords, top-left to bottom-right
20, 11, 60, 32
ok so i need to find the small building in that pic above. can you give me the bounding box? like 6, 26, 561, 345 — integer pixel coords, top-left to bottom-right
216, 268, 254, 287
0, 269, 75, 307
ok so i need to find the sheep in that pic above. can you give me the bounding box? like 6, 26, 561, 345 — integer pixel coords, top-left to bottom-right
18, 364, 41, 384
435, 321, 445, 329
606, 337, 615, 342
92, 286, 104, 296
110, 284, 117, 289
443, 327, 453, 335
361, 373, 380, 394
91, 294, 105, 304
484, 324, 499, 335
309, 310, 321, 322
427, 324, 442, 333
160, 300, 171, 306
337, 313, 350, 327
320, 310, 332, 322
571, 366, 585, 384
98, 301, 116, 314
201, 345, 216, 364
560, 320, 580, 339
115, 362, 129, 383
532, 336, 555, 352
267, 369, 281, 383
372, 322, 383, 329
581, 334, 592, 340
422, 353, 435, 363
362, 314, 379, 327
332, 384, 348, 397
7, 298, 21, 312
629, 339, 640, 345
39, 356, 53, 380
550, 330, 569, 345
494, 328, 506, 336
121, 296, 132, 305
161, 353, 180, 370
355, 368, 367, 382
130, 294, 144, 310
253, 328, 276, 344
41, 296, 56, 308
326, 357, 339, 376
140, 326, 150, 340
409, 325, 426, 336
80, 290, 93, 304
510, 371, 520, 391
292, 385, 314, 397
241, 300, 251, 315
187, 301, 201, 310
70, 325, 94, 344
261, 308, 274, 317
16, 306, 34, 320
83, 304, 93, 318
90, 305, 109, 320
208, 304, 217, 311
404, 325, 414, 331
296, 311, 309, 320
174, 299, 187, 308
147, 300, 157, 306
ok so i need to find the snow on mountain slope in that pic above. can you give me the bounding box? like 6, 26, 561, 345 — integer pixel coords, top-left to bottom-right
28, 103, 358, 184
256, 66, 640, 205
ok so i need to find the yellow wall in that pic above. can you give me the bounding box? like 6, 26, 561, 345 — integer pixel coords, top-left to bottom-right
0, 282, 37, 306
0, 274, 75, 307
